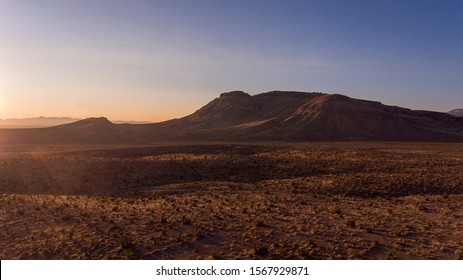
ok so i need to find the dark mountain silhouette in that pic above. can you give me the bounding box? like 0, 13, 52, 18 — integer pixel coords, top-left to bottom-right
448, 109, 463, 117
1, 91, 463, 144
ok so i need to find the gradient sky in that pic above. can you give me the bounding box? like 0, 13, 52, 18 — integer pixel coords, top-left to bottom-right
1, 0, 463, 121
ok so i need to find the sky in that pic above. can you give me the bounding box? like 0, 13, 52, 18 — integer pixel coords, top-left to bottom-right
1, 0, 463, 121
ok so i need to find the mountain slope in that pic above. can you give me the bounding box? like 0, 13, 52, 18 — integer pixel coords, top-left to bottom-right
1, 91, 463, 143
145, 91, 463, 141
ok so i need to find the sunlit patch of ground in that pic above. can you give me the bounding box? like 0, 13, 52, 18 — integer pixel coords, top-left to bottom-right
1, 142, 463, 259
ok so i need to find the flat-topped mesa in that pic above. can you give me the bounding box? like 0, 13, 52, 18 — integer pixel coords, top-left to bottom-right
255, 90, 325, 99
219, 91, 251, 98
76, 117, 113, 125
87, 117, 111, 122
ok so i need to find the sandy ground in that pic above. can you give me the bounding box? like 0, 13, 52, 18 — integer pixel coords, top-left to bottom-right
1, 142, 462, 259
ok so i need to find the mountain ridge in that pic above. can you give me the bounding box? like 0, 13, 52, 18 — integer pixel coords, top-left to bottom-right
154, 91, 463, 141
1, 91, 462, 144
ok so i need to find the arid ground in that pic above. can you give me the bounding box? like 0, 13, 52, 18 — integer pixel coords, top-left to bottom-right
1, 142, 463, 260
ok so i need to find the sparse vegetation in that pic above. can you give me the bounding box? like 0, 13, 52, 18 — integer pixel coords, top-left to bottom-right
1, 142, 463, 260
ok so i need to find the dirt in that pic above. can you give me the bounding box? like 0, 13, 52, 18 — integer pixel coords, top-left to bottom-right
1, 142, 462, 259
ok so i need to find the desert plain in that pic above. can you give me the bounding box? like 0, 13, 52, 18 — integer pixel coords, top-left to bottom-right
1, 142, 463, 260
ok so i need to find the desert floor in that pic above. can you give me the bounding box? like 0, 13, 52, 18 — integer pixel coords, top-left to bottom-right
1, 142, 463, 259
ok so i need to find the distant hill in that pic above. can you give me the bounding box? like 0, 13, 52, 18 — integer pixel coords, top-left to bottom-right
0, 117, 151, 128
0, 117, 79, 128
1, 91, 463, 144
448, 109, 463, 117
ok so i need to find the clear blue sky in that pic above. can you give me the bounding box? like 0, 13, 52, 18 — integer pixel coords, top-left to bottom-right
1, 0, 462, 120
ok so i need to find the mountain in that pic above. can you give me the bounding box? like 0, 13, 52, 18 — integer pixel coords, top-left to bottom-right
144, 91, 463, 141
448, 109, 463, 117
1, 91, 463, 144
